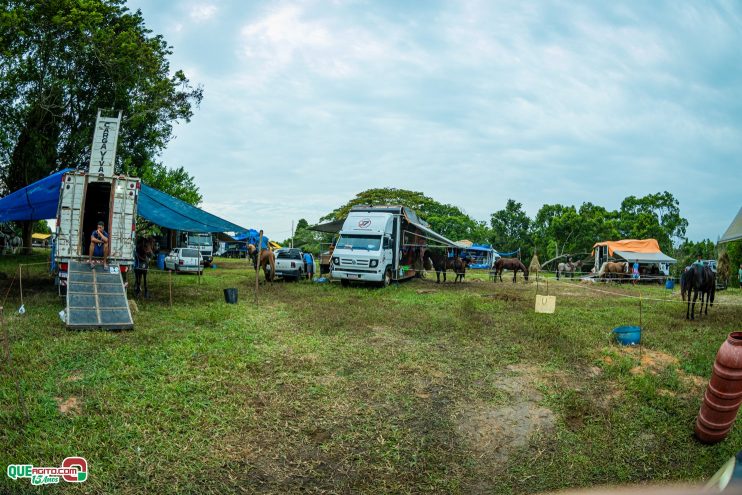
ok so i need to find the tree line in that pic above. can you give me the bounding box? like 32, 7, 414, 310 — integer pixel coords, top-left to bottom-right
286, 188, 740, 277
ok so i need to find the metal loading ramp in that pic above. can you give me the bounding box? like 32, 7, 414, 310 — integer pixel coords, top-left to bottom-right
66, 262, 133, 329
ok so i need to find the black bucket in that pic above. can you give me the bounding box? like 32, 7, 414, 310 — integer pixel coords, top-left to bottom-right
224, 288, 238, 304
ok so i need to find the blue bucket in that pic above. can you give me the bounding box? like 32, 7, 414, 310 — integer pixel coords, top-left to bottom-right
665, 279, 674, 289
613, 325, 641, 345
156, 253, 166, 270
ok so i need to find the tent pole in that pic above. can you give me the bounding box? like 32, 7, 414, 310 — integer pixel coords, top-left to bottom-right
255, 230, 263, 305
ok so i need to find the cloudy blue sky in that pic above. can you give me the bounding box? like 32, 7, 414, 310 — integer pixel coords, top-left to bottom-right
127, 0, 741, 242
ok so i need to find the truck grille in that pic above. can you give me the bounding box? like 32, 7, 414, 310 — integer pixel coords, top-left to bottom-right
340, 258, 369, 267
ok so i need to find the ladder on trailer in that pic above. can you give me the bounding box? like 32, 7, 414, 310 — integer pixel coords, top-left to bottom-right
65, 261, 133, 329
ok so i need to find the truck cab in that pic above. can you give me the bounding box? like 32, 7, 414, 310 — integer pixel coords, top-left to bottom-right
180, 232, 213, 266
331, 211, 396, 286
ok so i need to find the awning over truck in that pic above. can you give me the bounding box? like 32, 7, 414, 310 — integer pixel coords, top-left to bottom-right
612, 250, 676, 264
0, 169, 250, 235
138, 184, 246, 233
0, 168, 72, 222
719, 207, 742, 244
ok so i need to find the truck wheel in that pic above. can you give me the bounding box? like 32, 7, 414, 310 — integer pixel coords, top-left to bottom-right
382, 267, 391, 288
340, 278, 350, 287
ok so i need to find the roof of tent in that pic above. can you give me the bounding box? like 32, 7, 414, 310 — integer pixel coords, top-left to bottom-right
233, 229, 270, 248
613, 250, 676, 264
592, 239, 663, 256
138, 183, 246, 233
720, 207, 742, 244
0, 168, 71, 222
0, 169, 250, 234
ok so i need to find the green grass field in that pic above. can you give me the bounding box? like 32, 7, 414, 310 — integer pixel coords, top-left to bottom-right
1, 253, 741, 494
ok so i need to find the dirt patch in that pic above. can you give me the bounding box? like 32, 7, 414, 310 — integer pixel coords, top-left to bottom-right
55, 396, 81, 415
416, 289, 438, 294
620, 347, 679, 376
455, 364, 555, 467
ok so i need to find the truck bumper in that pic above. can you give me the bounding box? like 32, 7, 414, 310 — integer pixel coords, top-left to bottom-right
331, 269, 383, 282
276, 268, 301, 278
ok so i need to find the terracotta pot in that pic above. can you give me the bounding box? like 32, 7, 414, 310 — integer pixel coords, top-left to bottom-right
696, 332, 742, 444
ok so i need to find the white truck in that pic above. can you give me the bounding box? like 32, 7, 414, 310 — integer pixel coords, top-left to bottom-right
330, 205, 456, 287
179, 232, 213, 266
54, 110, 138, 329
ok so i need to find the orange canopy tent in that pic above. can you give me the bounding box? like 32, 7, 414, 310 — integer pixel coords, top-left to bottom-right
592, 239, 662, 256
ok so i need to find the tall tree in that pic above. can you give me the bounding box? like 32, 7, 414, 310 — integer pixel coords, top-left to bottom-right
490, 199, 531, 257
323, 188, 490, 243
0, 0, 203, 249
619, 192, 688, 251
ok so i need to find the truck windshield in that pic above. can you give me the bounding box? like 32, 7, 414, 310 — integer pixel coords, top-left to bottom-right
337, 234, 381, 251
188, 235, 211, 246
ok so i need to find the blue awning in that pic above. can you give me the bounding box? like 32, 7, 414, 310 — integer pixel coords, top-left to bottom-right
0, 169, 251, 234
0, 168, 72, 222
138, 184, 246, 233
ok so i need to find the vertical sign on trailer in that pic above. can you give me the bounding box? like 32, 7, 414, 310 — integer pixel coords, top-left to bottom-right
89, 109, 122, 179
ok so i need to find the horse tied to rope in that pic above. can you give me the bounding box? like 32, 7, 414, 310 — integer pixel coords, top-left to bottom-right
134, 237, 155, 298
681, 264, 716, 320
493, 257, 529, 283
248, 244, 276, 282
557, 260, 582, 280
423, 250, 468, 283
598, 261, 628, 280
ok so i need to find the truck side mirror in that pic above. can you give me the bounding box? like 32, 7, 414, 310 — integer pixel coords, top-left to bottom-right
383, 238, 391, 249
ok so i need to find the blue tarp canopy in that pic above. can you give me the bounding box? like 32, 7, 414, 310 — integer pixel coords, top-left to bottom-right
0, 169, 251, 235
0, 168, 71, 222
138, 184, 246, 233
233, 229, 269, 249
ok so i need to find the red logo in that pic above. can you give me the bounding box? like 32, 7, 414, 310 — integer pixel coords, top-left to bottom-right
61, 457, 87, 482
358, 218, 372, 228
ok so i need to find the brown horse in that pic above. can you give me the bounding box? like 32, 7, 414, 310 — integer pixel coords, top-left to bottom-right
423, 250, 463, 283
134, 237, 155, 298
248, 244, 276, 282
598, 261, 628, 279
494, 257, 529, 283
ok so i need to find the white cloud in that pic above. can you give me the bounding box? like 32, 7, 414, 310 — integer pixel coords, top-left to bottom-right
189, 4, 216, 22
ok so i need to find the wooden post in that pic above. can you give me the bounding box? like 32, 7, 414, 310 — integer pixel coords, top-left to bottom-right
254, 230, 263, 305
168, 269, 173, 308
18, 265, 23, 310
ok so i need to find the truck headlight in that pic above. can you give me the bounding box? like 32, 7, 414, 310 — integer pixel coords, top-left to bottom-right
333, 257, 340, 265
369, 260, 379, 268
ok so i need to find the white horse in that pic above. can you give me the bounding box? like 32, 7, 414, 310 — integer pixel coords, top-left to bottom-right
1, 232, 22, 254
557, 260, 582, 279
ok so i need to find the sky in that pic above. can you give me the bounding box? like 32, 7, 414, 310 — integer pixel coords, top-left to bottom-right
127, 0, 741, 243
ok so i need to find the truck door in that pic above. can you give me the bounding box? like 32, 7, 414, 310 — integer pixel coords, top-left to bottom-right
56, 174, 87, 258
109, 177, 139, 260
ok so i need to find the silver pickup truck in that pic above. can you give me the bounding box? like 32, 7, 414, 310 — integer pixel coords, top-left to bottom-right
274, 248, 305, 281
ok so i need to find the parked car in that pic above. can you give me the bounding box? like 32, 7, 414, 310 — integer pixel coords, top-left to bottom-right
274, 248, 304, 281
702, 259, 717, 273
164, 248, 203, 274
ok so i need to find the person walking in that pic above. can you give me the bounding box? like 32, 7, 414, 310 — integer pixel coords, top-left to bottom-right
631, 261, 640, 286
303, 251, 315, 281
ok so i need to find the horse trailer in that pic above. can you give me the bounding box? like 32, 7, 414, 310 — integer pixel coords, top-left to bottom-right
330, 205, 457, 287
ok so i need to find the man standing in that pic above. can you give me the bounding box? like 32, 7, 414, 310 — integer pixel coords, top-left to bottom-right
89, 221, 109, 269
303, 251, 315, 281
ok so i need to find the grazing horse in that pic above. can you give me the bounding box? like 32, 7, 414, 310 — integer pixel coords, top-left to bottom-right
685, 264, 716, 320
423, 250, 460, 283
557, 260, 583, 280
598, 261, 628, 280
453, 257, 469, 283
248, 244, 276, 282
494, 257, 529, 283
134, 237, 155, 298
